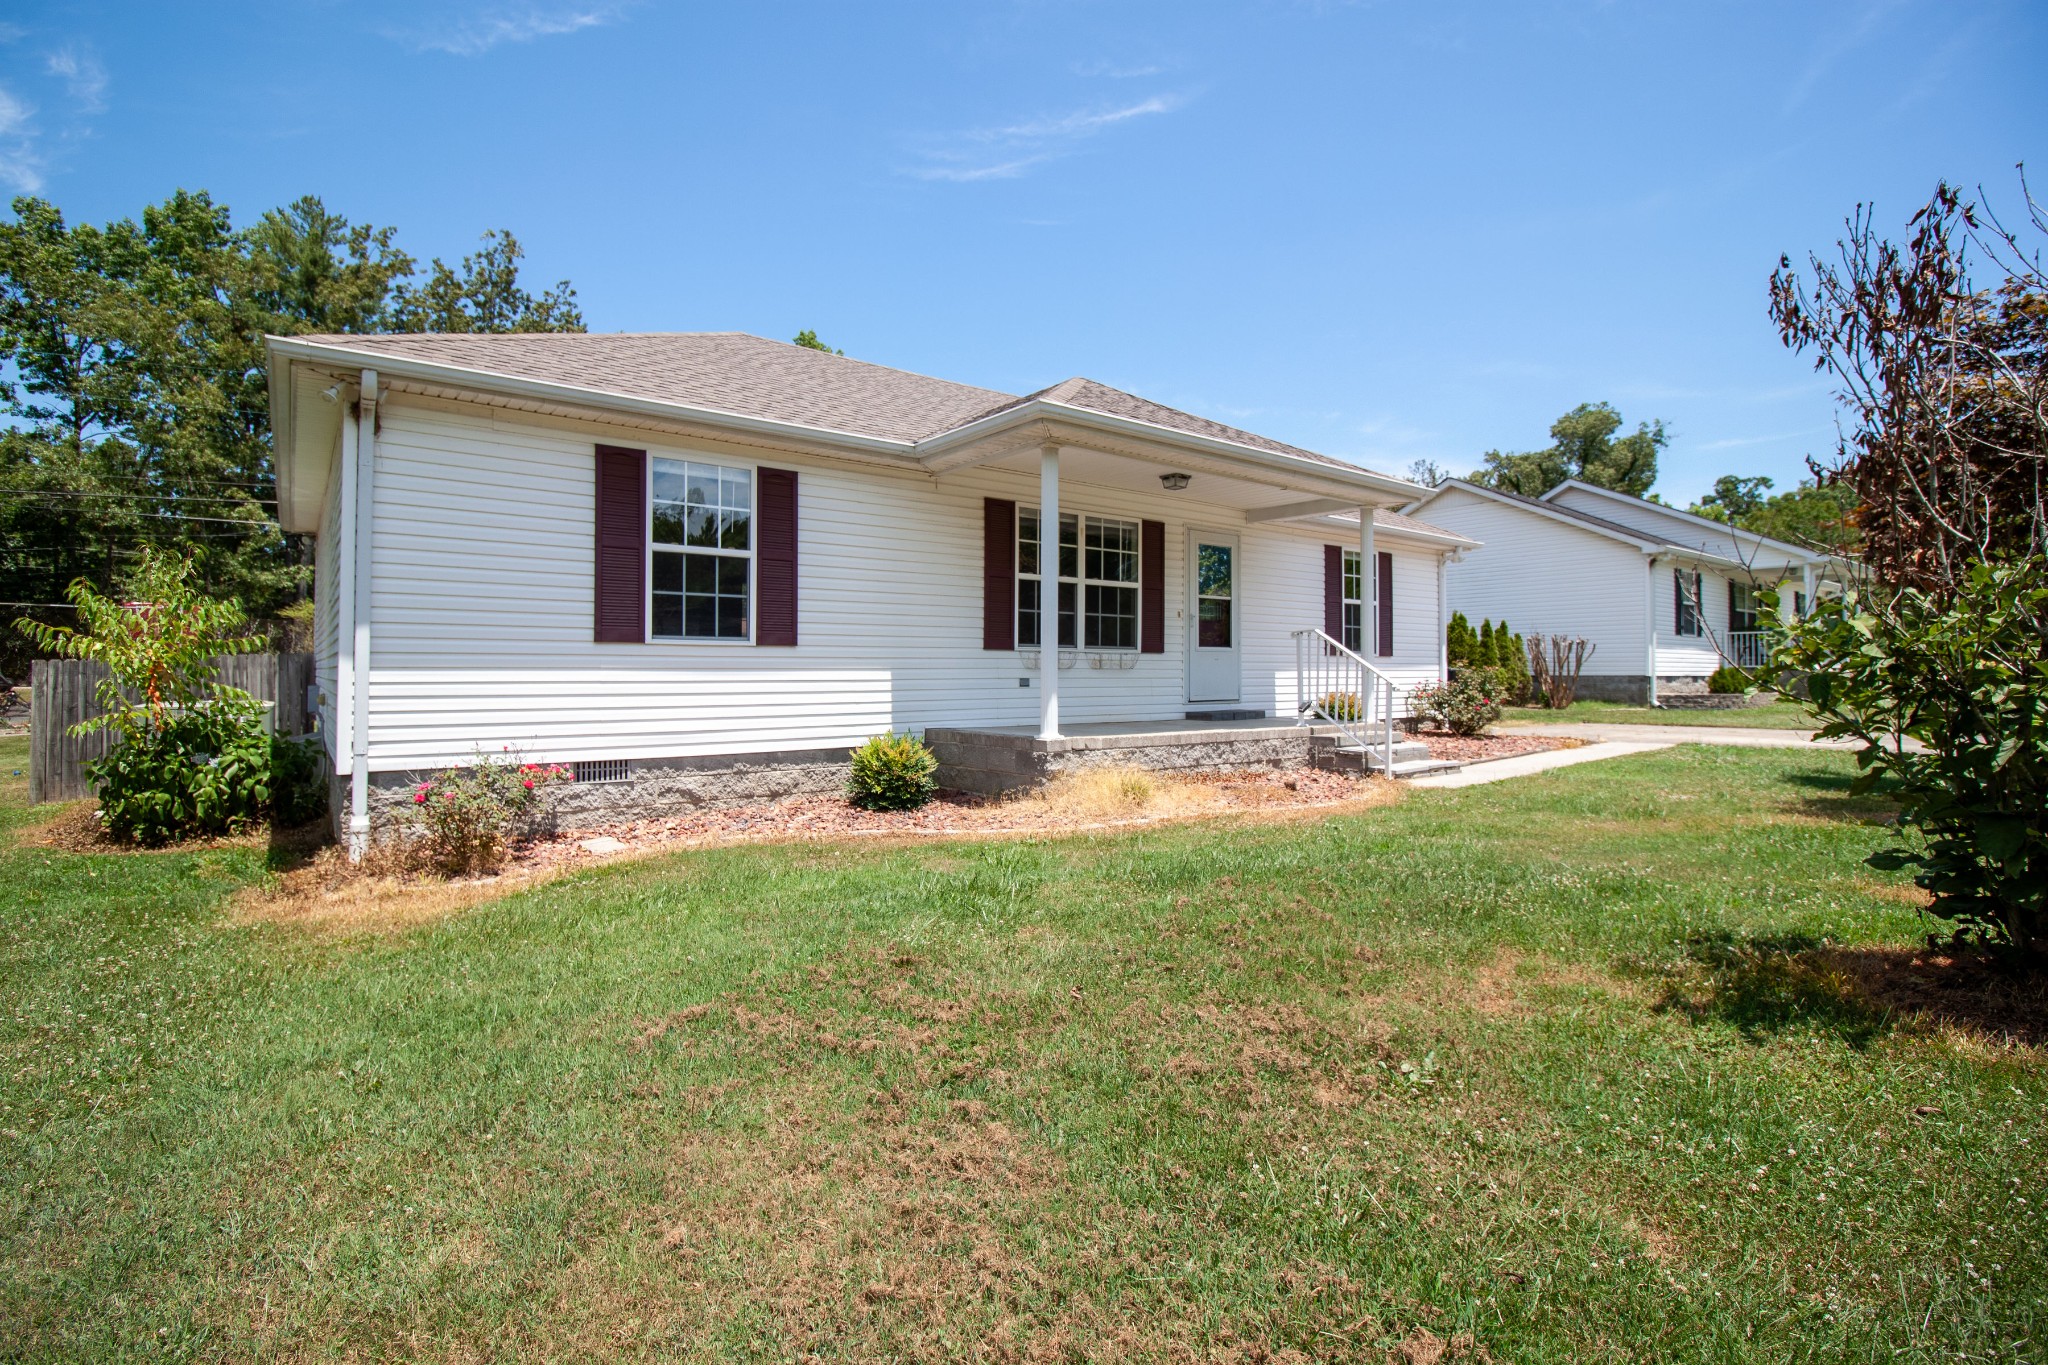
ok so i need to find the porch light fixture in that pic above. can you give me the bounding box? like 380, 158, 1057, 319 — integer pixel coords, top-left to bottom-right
1159, 472, 1191, 491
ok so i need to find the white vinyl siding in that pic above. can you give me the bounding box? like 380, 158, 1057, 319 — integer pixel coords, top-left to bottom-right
352, 397, 1448, 770
1652, 560, 1734, 678
1415, 485, 1650, 678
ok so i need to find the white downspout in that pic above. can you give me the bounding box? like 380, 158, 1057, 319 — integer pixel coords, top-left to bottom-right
1436, 550, 1450, 680
347, 369, 378, 858
333, 396, 359, 837
1037, 443, 1061, 741
1644, 553, 1660, 707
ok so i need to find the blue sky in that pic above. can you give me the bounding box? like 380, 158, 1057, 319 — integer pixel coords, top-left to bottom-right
3, 1, 2042, 503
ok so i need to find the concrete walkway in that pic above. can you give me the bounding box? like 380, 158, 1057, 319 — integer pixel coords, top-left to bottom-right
1498, 721, 1852, 750
1406, 740, 1675, 788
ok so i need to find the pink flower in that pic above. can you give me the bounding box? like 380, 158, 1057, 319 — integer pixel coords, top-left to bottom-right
522, 779, 534, 790
414, 792, 427, 805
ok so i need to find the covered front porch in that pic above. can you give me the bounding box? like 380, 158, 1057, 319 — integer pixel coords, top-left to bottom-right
925, 714, 1451, 797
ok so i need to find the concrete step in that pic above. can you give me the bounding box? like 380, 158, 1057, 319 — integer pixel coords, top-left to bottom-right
1312, 740, 1445, 775
1384, 759, 1466, 779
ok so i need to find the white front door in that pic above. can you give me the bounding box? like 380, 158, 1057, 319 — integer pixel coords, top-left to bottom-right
1187, 532, 1241, 703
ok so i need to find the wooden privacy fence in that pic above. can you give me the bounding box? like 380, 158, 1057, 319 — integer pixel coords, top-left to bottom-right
27, 653, 314, 805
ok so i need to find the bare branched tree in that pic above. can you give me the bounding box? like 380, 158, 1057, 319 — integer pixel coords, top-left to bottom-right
1768, 171, 2048, 591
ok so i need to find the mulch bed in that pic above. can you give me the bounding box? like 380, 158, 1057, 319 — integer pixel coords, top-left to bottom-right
517, 766, 1401, 871
1406, 729, 1581, 764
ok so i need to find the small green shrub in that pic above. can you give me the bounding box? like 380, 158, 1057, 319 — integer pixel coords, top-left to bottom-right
1411, 669, 1506, 737
1770, 562, 2047, 956
1708, 664, 1755, 694
1316, 691, 1362, 722
846, 732, 938, 811
402, 750, 571, 876
269, 733, 329, 827
89, 696, 272, 845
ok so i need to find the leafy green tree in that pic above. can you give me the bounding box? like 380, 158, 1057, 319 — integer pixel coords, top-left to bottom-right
1471, 402, 1667, 498
390, 230, 584, 333
1693, 474, 1774, 522
244, 195, 413, 334
1, 194, 586, 674
792, 329, 842, 355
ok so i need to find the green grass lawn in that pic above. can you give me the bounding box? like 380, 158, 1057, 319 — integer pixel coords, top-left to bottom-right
1, 732, 2042, 1363
1502, 698, 1819, 729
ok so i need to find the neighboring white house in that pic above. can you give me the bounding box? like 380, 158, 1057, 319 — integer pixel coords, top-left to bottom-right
264, 332, 1476, 850
1402, 477, 1844, 703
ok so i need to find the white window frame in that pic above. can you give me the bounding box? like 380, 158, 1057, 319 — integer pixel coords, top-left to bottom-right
1017, 506, 1142, 652
648, 453, 756, 646
1673, 567, 1705, 638
1341, 548, 1364, 654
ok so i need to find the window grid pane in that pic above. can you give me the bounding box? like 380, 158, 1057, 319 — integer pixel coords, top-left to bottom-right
1020, 510, 1131, 649
651, 455, 752, 641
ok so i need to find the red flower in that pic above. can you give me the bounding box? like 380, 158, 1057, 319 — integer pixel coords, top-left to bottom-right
522, 778, 535, 789
414, 792, 427, 805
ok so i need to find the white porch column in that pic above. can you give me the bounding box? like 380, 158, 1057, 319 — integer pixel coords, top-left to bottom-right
1038, 443, 1061, 740
1358, 506, 1377, 654
1436, 551, 1449, 680
1800, 562, 1816, 619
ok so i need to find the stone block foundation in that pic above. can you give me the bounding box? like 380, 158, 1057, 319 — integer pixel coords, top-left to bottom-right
926, 720, 1327, 799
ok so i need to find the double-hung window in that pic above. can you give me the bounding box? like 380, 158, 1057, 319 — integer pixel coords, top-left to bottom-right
1729, 581, 1759, 634
651, 458, 752, 639
1341, 549, 1365, 653
1673, 567, 1704, 637
1018, 510, 1140, 649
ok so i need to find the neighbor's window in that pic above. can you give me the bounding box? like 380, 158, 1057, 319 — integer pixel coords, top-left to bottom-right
1018, 510, 1139, 649
1673, 568, 1704, 637
1342, 549, 1364, 653
651, 457, 752, 639
1729, 581, 1759, 633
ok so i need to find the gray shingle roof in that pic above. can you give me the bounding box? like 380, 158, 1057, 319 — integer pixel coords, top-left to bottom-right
289, 332, 1362, 474
289, 331, 1012, 444
1437, 480, 1679, 548
283, 330, 1469, 535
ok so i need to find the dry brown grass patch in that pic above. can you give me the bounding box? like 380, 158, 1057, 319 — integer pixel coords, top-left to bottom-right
232, 841, 566, 937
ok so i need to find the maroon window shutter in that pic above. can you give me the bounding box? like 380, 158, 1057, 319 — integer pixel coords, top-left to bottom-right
1377, 550, 1394, 657
1139, 519, 1165, 653
1323, 544, 1343, 639
983, 498, 1016, 650
593, 444, 646, 643
756, 467, 798, 646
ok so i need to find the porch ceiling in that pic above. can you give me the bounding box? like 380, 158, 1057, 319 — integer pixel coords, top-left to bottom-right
937, 427, 1405, 514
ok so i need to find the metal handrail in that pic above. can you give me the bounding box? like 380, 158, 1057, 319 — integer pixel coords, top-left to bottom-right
1292, 628, 1398, 775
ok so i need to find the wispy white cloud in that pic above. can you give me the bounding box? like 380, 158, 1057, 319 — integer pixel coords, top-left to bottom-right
46, 46, 107, 114
0, 85, 43, 192
0, 23, 27, 43
1072, 59, 1164, 79
389, 3, 628, 57
904, 93, 1185, 183
1694, 427, 1830, 452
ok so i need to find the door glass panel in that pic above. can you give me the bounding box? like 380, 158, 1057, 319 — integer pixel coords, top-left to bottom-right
1198, 598, 1232, 648
1196, 543, 1233, 648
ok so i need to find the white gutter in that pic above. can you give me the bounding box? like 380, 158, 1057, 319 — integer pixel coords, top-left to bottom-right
346, 369, 378, 859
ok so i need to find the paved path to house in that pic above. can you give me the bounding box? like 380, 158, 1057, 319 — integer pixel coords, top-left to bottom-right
1497, 721, 1857, 749
1406, 740, 1676, 788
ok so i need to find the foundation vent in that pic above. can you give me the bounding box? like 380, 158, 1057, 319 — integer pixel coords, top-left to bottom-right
573, 759, 632, 785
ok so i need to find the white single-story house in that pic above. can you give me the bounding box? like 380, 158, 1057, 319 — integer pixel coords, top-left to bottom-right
1402, 477, 1845, 703
263, 332, 1478, 852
